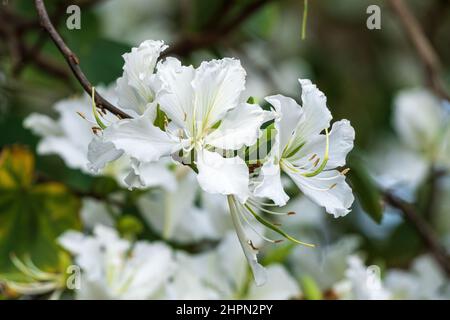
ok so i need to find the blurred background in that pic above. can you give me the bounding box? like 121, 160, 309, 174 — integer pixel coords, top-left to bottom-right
0, 0, 449, 300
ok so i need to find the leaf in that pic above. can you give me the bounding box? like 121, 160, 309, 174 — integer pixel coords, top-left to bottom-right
262, 242, 295, 265
300, 275, 323, 300
0, 146, 81, 272
0, 146, 34, 188
347, 153, 383, 224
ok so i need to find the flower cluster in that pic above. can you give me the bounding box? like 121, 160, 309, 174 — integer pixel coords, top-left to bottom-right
83, 40, 355, 284
26, 39, 355, 285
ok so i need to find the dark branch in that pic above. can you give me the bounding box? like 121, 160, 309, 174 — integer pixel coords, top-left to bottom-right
388, 0, 450, 101
34, 0, 131, 119
383, 191, 450, 276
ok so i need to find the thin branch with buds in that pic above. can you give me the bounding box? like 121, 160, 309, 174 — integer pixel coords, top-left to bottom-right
34, 0, 131, 119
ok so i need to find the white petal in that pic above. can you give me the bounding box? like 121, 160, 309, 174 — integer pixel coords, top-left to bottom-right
285, 168, 354, 217
289, 120, 355, 168
265, 94, 303, 152
246, 264, 300, 299
393, 88, 444, 152
37, 136, 89, 172
205, 103, 273, 150
23, 113, 62, 137
124, 158, 177, 191
103, 108, 182, 163
196, 149, 249, 202
192, 58, 246, 131
297, 78, 332, 138
228, 196, 267, 286
80, 198, 116, 230
116, 40, 167, 116
156, 57, 195, 129
253, 160, 289, 206
87, 136, 124, 173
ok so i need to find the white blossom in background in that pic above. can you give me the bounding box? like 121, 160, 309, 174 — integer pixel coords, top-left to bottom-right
137, 166, 232, 243
333, 255, 390, 300
385, 255, 450, 299
166, 232, 300, 300
23, 86, 135, 188
59, 225, 175, 300
95, 0, 174, 46
289, 236, 360, 294
369, 88, 449, 196
79, 198, 118, 230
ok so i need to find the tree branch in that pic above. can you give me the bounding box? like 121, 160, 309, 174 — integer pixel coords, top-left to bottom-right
388, 0, 450, 101
383, 191, 450, 276
34, 0, 131, 119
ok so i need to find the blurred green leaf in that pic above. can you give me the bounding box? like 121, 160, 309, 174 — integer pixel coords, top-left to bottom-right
347, 153, 383, 224
262, 242, 295, 265
117, 215, 144, 240
300, 275, 323, 300
0, 146, 81, 272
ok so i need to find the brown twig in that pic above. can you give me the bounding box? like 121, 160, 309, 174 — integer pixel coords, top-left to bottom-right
383, 191, 450, 277
388, 0, 450, 101
34, 0, 131, 119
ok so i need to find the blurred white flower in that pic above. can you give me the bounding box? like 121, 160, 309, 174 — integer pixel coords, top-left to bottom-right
137, 166, 232, 242
254, 79, 355, 217
385, 255, 450, 299
96, 0, 174, 46
166, 232, 300, 300
333, 255, 390, 300
289, 236, 360, 293
23, 86, 130, 186
59, 225, 175, 300
80, 198, 117, 230
393, 88, 450, 168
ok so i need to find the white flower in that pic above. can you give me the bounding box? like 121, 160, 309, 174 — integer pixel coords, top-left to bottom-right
59, 225, 175, 300
80, 198, 118, 230
166, 232, 300, 299
254, 79, 355, 217
115, 40, 167, 117
137, 166, 232, 242
102, 55, 272, 202
385, 255, 450, 299
394, 89, 446, 156
289, 236, 360, 292
23, 86, 130, 185
334, 255, 390, 300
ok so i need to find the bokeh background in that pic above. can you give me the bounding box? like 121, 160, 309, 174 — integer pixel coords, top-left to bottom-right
0, 0, 449, 300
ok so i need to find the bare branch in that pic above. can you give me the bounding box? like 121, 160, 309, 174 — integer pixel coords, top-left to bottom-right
383, 191, 450, 276
34, 0, 131, 119
388, 0, 450, 101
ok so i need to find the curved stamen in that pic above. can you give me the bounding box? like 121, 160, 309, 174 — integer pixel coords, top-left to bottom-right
91, 87, 107, 130
301, 127, 329, 177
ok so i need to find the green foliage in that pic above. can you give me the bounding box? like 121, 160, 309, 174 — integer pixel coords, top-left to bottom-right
299, 275, 323, 300
0, 146, 81, 272
347, 153, 383, 224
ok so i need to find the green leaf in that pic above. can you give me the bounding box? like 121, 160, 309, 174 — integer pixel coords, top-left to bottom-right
0, 146, 81, 272
262, 242, 295, 265
300, 275, 323, 300
347, 153, 383, 224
